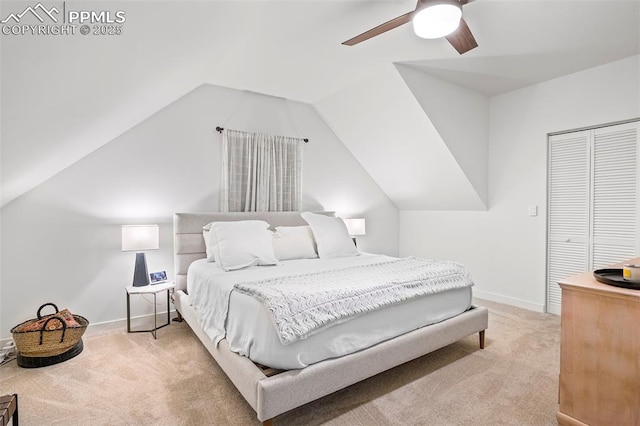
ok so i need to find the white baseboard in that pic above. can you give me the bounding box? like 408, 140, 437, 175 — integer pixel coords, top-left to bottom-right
473, 290, 546, 313
1, 309, 177, 345
86, 309, 178, 336
1, 294, 548, 346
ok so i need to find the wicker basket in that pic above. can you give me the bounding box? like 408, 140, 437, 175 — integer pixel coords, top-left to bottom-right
10, 303, 88, 358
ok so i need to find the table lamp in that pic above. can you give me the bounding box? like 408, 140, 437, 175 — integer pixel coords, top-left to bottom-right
343, 218, 366, 246
122, 224, 159, 287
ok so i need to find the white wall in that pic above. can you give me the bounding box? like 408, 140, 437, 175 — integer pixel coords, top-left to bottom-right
400, 55, 640, 312
315, 63, 485, 211
396, 64, 490, 207
0, 84, 398, 338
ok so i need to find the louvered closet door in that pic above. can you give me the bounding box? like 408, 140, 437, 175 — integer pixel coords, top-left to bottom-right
547, 121, 640, 314
547, 131, 590, 315
591, 122, 640, 268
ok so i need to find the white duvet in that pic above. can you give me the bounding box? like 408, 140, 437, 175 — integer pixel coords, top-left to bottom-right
187, 253, 472, 369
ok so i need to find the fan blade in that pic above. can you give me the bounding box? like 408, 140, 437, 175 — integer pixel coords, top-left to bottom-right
445, 18, 477, 54
342, 11, 414, 46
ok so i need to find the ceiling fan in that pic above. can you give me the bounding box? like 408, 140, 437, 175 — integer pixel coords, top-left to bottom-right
342, 0, 478, 55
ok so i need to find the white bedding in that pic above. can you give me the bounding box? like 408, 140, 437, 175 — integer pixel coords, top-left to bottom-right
188, 254, 472, 369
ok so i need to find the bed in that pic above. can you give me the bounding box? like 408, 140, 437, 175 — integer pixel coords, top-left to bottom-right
173, 211, 489, 425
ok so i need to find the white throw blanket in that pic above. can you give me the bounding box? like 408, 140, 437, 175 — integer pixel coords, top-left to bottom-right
234, 257, 474, 345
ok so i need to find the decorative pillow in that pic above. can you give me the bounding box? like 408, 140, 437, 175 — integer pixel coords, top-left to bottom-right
202, 223, 216, 262
276, 226, 318, 252
275, 225, 315, 238
300, 212, 359, 259
272, 226, 318, 260
210, 220, 278, 271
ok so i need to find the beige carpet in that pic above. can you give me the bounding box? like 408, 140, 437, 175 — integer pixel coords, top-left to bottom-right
0, 299, 560, 425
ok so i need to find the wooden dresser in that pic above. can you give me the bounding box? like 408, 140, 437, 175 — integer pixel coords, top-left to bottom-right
557, 261, 640, 426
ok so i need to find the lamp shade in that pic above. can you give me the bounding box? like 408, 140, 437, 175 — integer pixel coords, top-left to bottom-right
413, 1, 462, 39
343, 218, 366, 236
121, 225, 159, 251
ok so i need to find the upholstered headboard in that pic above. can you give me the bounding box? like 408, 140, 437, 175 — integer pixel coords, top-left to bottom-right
173, 211, 333, 293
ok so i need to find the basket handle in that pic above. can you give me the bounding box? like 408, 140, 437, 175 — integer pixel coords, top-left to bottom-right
39, 315, 67, 345
37, 303, 60, 319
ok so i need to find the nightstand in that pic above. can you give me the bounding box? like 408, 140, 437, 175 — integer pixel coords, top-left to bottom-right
125, 281, 175, 339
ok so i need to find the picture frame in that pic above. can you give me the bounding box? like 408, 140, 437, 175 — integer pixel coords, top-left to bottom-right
149, 270, 168, 284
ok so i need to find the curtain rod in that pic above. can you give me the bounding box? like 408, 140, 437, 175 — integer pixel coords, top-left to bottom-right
216, 126, 309, 143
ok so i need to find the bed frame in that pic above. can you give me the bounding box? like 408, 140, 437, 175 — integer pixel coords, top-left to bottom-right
173, 212, 489, 425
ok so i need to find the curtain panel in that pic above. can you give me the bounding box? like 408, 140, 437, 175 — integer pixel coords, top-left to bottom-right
221, 129, 303, 212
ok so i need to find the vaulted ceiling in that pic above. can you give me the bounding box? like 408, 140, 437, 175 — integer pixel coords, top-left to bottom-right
2, 0, 639, 208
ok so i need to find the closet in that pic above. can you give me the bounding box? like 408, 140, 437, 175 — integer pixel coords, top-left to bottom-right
547, 120, 640, 314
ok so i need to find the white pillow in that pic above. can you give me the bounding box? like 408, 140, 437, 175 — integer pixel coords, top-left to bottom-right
275, 225, 315, 238
210, 220, 278, 271
275, 226, 318, 252
300, 212, 359, 259
272, 226, 318, 260
202, 223, 216, 262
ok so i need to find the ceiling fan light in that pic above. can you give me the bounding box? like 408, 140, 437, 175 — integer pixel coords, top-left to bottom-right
412, 3, 462, 39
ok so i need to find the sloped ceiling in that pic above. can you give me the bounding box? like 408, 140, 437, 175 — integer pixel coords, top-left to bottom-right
2, 0, 639, 208
315, 63, 488, 210
396, 63, 489, 207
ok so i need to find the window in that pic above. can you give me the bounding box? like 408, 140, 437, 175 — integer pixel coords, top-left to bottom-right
221, 129, 303, 212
